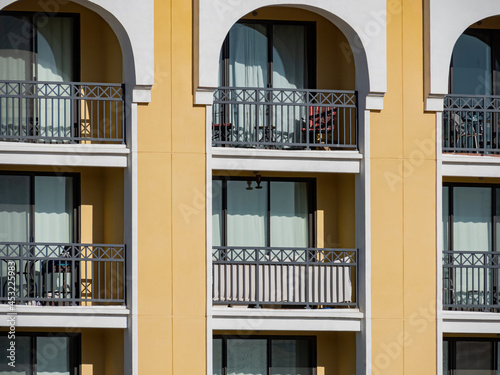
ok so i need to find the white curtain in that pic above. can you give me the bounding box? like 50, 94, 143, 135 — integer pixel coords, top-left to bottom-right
227, 23, 268, 143
36, 17, 74, 139
227, 180, 268, 247
0, 336, 31, 375
270, 181, 308, 247
34, 176, 73, 244
227, 339, 267, 375
452, 187, 492, 305
0, 15, 31, 138
453, 187, 491, 251
0, 175, 30, 242
36, 337, 71, 375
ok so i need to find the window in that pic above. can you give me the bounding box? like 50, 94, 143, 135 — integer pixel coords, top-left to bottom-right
219, 21, 316, 90
450, 29, 500, 95
442, 184, 500, 307
442, 184, 500, 253
444, 338, 500, 374
212, 177, 315, 248
0, 173, 79, 301
0, 12, 80, 138
213, 336, 316, 375
0, 173, 78, 243
0, 12, 79, 82
0, 333, 80, 375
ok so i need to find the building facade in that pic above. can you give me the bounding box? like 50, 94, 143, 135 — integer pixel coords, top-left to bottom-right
0, 0, 499, 374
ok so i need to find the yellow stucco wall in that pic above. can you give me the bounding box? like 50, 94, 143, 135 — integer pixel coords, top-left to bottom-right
370, 0, 437, 374
136, 0, 206, 373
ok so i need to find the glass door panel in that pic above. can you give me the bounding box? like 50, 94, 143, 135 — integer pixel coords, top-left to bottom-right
453, 187, 492, 306
226, 180, 268, 247
0, 336, 31, 375
452, 31, 492, 95
228, 23, 268, 88
227, 339, 267, 375
455, 341, 494, 375
35, 16, 75, 139
271, 339, 312, 375
212, 180, 223, 247
213, 339, 223, 375
34, 176, 73, 243
0, 175, 30, 242
270, 181, 308, 248
0, 15, 33, 138
36, 336, 71, 375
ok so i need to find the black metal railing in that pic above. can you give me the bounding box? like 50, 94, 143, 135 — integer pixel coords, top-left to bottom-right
0, 242, 125, 306
443, 94, 500, 154
213, 247, 357, 308
212, 87, 357, 150
0, 80, 125, 144
443, 250, 500, 312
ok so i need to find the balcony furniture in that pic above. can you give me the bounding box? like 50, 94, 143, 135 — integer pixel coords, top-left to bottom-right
212, 87, 357, 150
213, 247, 357, 308
0, 242, 126, 306
443, 94, 500, 154
301, 106, 337, 148
212, 123, 233, 143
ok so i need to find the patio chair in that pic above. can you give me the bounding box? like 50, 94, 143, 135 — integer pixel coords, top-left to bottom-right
301, 106, 337, 148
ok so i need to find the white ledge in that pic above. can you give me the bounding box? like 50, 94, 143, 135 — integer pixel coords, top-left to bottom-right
0, 305, 129, 329
442, 154, 500, 177
442, 311, 500, 334
0, 143, 129, 167
211, 307, 363, 332
211, 148, 362, 173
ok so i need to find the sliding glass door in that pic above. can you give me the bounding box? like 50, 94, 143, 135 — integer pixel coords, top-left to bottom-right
213, 177, 313, 248
0, 12, 78, 139
213, 336, 316, 375
443, 184, 500, 307
218, 21, 314, 145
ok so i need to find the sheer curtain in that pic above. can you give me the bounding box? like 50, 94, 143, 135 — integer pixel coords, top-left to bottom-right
226, 180, 268, 247
227, 339, 267, 375
36, 337, 71, 375
36, 17, 74, 139
34, 176, 73, 244
0, 15, 32, 138
228, 23, 268, 144
272, 25, 306, 144
270, 181, 308, 247
452, 187, 492, 305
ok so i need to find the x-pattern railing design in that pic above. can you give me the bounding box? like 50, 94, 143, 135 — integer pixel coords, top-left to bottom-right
443, 94, 500, 154
0, 242, 126, 306
212, 87, 357, 149
443, 250, 500, 311
213, 246, 357, 308
0, 80, 125, 143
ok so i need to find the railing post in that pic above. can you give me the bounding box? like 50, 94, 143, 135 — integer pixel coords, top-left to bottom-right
255, 248, 260, 308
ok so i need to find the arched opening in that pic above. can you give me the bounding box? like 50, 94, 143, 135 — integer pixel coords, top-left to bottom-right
211, 7, 357, 151
444, 16, 500, 154
0, 0, 125, 144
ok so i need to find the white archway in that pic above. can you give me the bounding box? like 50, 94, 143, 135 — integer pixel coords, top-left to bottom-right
427, 0, 500, 104
0, 0, 154, 102
195, 0, 387, 109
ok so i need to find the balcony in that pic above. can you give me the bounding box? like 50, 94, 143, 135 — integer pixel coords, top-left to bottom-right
212, 247, 357, 308
212, 87, 357, 150
443, 250, 500, 312
443, 95, 500, 155
0, 80, 125, 144
0, 242, 125, 306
